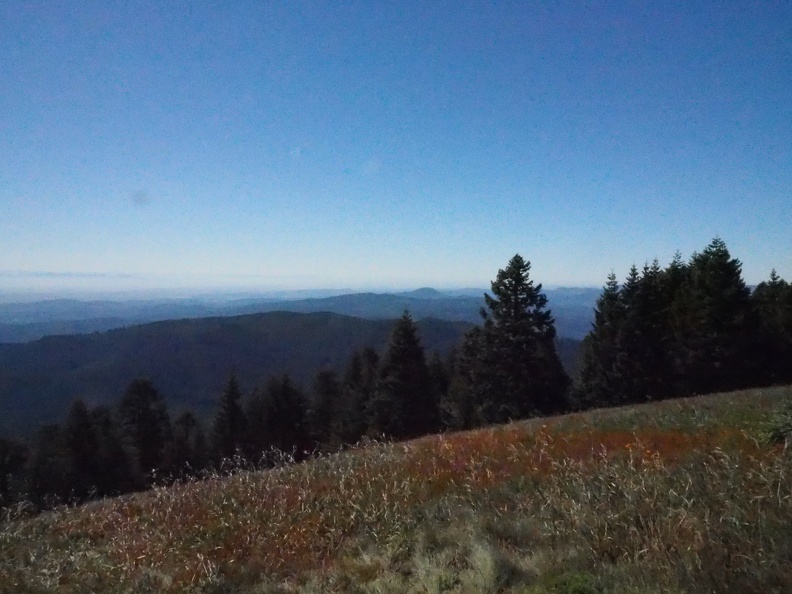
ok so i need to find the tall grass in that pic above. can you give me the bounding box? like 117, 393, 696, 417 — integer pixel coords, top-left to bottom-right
1, 385, 791, 593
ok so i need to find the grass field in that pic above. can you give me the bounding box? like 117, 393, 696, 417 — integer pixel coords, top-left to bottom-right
2, 385, 792, 593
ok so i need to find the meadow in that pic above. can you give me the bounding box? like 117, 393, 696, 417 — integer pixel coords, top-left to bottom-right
2, 385, 791, 593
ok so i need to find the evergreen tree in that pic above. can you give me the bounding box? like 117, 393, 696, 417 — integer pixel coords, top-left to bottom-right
27, 424, 70, 507
89, 405, 134, 496
335, 347, 379, 444
614, 261, 674, 403
0, 437, 27, 508
464, 254, 570, 421
427, 351, 451, 406
673, 238, 757, 394
307, 369, 342, 448
246, 375, 308, 459
752, 270, 792, 385
172, 411, 208, 475
443, 327, 485, 429
64, 399, 101, 500
660, 251, 690, 392
117, 378, 172, 485
575, 272, 626, 409
367, 311, 437, 439
577, 241, 768, 409
212, 373, 247, 462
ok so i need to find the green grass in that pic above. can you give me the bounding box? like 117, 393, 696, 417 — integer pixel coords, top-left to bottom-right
2, 385, 791, 593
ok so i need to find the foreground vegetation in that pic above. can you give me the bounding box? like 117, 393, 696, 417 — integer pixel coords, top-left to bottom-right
2, 384, 791, 593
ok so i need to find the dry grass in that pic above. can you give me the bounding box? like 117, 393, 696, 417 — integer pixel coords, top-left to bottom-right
1, 385, 791, 593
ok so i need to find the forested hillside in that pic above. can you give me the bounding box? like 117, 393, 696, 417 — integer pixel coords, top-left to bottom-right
0, 312, 471, 435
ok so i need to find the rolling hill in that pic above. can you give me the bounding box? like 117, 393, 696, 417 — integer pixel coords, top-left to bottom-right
0, 311, 475, 436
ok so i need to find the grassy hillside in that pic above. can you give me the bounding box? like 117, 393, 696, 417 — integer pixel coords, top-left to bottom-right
2, 385, 791, 593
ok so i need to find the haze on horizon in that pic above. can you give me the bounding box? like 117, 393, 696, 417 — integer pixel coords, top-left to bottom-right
2, 2, 790, 295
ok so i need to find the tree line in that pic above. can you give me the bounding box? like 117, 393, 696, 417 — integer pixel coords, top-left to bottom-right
575, 238, 792, 408
2, 238, 790, 513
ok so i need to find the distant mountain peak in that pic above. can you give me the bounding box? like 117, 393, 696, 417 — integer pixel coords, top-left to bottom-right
399, 288, 446, 299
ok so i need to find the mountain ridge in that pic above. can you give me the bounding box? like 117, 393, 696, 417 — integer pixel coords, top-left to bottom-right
0, 287, 599, 343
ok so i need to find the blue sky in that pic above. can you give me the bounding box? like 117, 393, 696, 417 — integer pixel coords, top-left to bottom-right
1, 1, 790, 293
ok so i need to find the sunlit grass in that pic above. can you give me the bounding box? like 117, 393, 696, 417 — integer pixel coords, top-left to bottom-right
1, 385, 791, 593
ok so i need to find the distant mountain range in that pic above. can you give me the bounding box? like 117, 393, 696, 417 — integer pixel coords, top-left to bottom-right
0, 287, 599, 343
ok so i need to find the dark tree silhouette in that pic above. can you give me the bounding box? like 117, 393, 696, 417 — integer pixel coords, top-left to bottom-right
246, 374, 308, 459
117, 378, 171, 485
335, 347, 379, 444
173, 411, 208, 475
673, 238, 757, 394
212, 373, 247, 462
752, 269, 792, 385
64, 399, 101, 500
307, 369, 342, 448
367, 311, 437, 439
0, 437, 27, 508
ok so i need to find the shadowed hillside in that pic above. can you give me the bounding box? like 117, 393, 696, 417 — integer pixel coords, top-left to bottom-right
0, 312, 473, 435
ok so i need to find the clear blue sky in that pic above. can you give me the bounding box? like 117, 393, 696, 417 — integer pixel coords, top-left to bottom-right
2, 1, 790, 293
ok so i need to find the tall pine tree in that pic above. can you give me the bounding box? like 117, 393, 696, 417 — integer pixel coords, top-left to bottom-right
673, 238, 756, 394
752, 269, 792, 385
212, 373, 247, 462
575, 272, 626, 409
335, 347, 379, 444
458, 254, 570, 422
246, 375, 308, 459
307, 369, 342, 448
117, 378, 172, 485
367, 312, 437, 439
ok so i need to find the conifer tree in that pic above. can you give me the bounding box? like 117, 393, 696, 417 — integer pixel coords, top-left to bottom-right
752, 269, 792, 385
464, 254, 569, 421
367, 311, 437, 439
673, 238, 756, 394
117, 378, 172, 485
89, 405, 133, 495
444, 327, 486, 429
307, 369, 341, 447
173, 411, 208, 475
212, 373, 247, 462
335, 347, 379, 444
427, 352, 451, 406
64, 399, 101, 500
577, 240, 785, 409
246, 374, 308, 459
615, 261, 674, 402
575, 272, 625, 409
0, 437, 27, 508
27, 424, 70, 507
